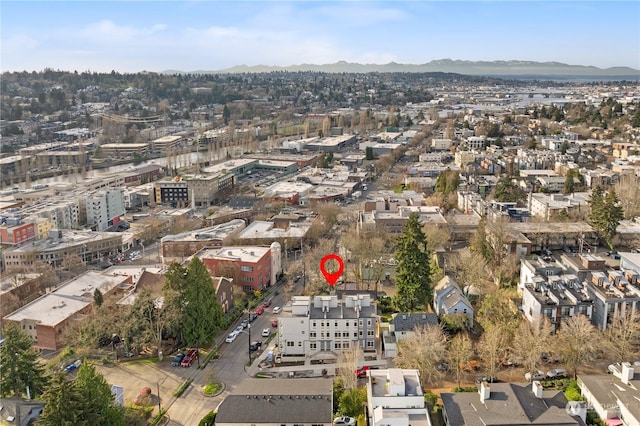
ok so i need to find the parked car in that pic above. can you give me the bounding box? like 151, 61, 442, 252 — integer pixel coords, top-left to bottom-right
460, 360, 480, 371
181, 349, 198, 367
226, 332, 238, 343
356, 366, 371, 378
255, 306, 265, 315
65, 359, 82, 373
262, 328, 270, 337
333, 416, 356, 426
476, 376, 498, 384
171, 353, 185, 367
240, 319, 249, 329
272, 319, 278, 327
546, 368, 567, 378
273, 306, 282, 314
525, 370, 546, 381
234, 325, 244, 334
263, 299, 272, 308
436, 362, 450, 372
249, 341, 262, 351
249, 313, 257, 322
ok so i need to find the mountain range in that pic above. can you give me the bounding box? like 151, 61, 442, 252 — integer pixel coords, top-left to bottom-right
165, 59, 640, 79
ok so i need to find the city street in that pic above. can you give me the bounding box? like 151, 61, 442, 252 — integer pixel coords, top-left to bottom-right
95, 282, 290, 425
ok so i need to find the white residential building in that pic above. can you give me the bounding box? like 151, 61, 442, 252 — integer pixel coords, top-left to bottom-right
366, 368, 432, 426
84, 188, 125, 231
278, 294, 377, 359
433, 276, 473, 327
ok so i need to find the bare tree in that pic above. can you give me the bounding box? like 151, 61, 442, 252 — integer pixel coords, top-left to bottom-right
615, 174, 640, 219
395, 325, 447, 386
556, 315, 602, 378
446, 250, 491, 294
605, 310, 640, 363
336, 345, 363, 392
477, 324, 508, 382
512, 319, 554, 380
448, 332, 474, 388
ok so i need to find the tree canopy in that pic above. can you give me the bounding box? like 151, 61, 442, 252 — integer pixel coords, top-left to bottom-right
393, 214, 433, 311
435, 169, 460, 196
39, 364, 125, 426
0, 325, 48, 398
164, 257, 224, 346
588, 186, 624, 249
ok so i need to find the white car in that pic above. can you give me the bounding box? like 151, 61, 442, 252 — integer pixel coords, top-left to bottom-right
225, 332, 238, 343
333, 417, 356, 426
546, 368, 567, 378
525, 370, 545, 381
273, 306, 281, 314
262, 328, 270, 337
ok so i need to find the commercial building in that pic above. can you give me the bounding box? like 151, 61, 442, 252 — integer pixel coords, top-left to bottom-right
160, 219, 246, 261
2, 271, 131, 350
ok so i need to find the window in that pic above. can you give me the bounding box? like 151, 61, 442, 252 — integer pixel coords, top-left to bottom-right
240, 265, 254, 272
367, 341, 374, 347
310, 332, 316, 338
353, 332, 358, 338
367, 330, 374, 336
335, 342, 341, 349
343, 342, 349, 349
367, 319, 372, 326
335, 322, 338, 327
287, 341, 294, 347
298, 342, 302, 346
312, 322, 316, 327
310, 343, 317, 350
335, 332, 341, 338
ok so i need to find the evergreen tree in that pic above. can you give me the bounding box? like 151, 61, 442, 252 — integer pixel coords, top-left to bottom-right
588, 186, 624, 249
75, 363, 125, 425
38, 373, 85, 426
435, 169, 460, 196
564, 170, 576, 194
0, 325, 48, 398
164, 258, 223, 347
93, 288, 103, 307
393, 214, 432, 311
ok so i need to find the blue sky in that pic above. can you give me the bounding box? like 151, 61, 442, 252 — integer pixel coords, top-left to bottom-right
2, 1, 639, 73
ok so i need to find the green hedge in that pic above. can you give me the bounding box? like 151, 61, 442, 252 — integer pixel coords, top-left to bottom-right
199, 410, 216, 426
173, 378, 193, 397
149, 409, 167, 426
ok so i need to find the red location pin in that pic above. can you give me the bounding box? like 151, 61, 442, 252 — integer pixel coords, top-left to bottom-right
319, 254, 345, 287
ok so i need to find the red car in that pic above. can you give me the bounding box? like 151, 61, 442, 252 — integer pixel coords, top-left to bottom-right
263, 299, 272, 308
356, 366, 370, 378
255, 306, 264, 315
181, 349, 198, 367
272, 319, 278, 327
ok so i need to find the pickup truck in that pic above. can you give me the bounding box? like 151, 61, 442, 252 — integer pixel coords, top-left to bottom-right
181, 349, 198, 367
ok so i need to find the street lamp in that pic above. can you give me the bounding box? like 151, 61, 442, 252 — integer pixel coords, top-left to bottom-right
247, 324, 252, 365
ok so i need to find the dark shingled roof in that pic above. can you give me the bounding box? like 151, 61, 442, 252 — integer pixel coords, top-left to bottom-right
215, 378, 333, 424
391, 313, 438, 332
441, 382, 586, 426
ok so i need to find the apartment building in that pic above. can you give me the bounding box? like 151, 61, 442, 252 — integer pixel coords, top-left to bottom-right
160, 219, 246, 260
154, 173, 236, 208
196, 244, 278, 292
278, 294, 377, 358
84, 188, 125, 231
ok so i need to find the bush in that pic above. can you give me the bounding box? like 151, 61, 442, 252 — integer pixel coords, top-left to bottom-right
452, 386, 477, 393
203, 382, 221, 396
424, 392, 438, 408
173, 378, 193, 397
149, 409, 167, 426
199, 350, 219, 368
199, 410, 216, 426
564, 380, 583, 401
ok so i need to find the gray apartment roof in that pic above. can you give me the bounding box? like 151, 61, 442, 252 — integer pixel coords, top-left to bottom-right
215, 379, 332, 424
309, 304, 376, 320
391, 313, 438, 332
441, 383, 584, 426
579, 373, 640, 423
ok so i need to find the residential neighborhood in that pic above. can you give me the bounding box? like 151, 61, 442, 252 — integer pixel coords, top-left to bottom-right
2, 45, 640, 426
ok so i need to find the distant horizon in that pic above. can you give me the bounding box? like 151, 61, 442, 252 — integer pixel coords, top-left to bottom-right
2, 1, 639, 74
